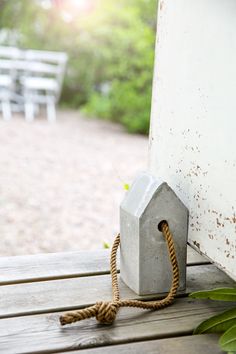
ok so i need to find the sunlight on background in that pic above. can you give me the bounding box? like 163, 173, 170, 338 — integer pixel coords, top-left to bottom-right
39, 0, 96, 22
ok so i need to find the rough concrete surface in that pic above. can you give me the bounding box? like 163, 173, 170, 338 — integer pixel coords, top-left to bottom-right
120, 172, 188, 295
0, 110, 148, 255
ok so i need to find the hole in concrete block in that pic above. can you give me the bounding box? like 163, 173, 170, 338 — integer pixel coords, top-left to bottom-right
157, 220, 168, 232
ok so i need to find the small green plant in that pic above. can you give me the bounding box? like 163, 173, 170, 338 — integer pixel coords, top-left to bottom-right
102, 181, 129, 250
189, 287, 236, 353
123, 183, 130, 191
103, 241, 110, 249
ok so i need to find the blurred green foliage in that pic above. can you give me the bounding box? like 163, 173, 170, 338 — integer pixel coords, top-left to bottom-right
0, 0, 157, 134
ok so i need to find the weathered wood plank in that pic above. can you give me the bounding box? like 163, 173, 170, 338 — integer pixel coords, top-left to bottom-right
69, 334, 224, 354
0, 265, 233, 319
0, 247, 209, 285
0, 250, 110, 285
0, 299, 232, 353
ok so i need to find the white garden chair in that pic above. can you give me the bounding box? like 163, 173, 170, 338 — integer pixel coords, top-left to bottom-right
20, 50, 68, 122
0, 46, 67, 122
0, 46, 22, 120
0, 73, 12, 121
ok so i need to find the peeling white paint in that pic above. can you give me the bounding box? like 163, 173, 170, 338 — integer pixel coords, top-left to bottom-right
149, 0, 236, 280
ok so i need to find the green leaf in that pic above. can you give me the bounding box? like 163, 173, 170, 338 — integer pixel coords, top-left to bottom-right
190, 288, 236, 302
194, 307, 236, 334
103, 241, 110, 249
220, 324, 236, 352
123, 183, 130, 191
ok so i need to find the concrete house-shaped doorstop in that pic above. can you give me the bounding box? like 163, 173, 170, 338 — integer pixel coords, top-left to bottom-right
120, 172, 189, 296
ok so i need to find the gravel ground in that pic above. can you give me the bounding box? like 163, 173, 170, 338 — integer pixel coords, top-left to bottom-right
0, 110, 148, 256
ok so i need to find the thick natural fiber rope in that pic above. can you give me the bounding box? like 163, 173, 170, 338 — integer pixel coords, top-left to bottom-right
60, 221, 179, 326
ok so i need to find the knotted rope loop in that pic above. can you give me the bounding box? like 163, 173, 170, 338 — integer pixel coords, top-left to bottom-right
95, 301, 119, 324
60, 221, 179, 326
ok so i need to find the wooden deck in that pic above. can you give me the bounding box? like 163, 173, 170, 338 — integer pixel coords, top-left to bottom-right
0, 246, 234, 353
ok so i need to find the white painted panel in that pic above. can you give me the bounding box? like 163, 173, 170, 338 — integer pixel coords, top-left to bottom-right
149, 0, 236, 280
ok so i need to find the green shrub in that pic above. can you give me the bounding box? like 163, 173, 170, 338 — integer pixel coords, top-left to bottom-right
0, 0, 157, 134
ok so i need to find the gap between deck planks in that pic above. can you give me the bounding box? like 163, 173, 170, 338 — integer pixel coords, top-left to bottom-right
0, 246, 209, 285
0, 299, 233, 353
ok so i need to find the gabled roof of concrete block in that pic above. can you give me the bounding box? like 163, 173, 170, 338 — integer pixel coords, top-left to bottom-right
120, 171, 167, 218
